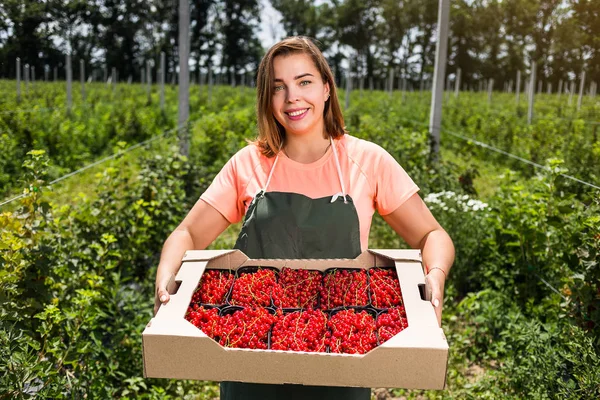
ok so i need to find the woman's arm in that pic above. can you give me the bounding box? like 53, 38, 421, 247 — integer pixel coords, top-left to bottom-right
154, 199, 230, 314
382, 192, 455, 326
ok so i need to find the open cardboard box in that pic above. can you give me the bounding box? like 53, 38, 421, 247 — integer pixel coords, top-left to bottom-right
143, 249, 448, 389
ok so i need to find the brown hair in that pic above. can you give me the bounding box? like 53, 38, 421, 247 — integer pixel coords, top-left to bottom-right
254, 36, 346, 157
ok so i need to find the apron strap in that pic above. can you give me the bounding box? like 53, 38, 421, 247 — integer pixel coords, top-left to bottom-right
263, 153, 280, 193
263, 142, 284, 193
330, 136, 348, 203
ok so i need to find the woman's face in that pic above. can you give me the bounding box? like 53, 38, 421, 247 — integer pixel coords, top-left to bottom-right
271, 53, 330, 138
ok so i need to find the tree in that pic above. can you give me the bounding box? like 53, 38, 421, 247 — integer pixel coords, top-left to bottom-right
334, 0, 380, 86
90, 0, 150, 82
378, 0, 409, 83
270, 0, 320, 38
571, 0, 600, 84
190, 0, 217, 80
0, 0, 58, 78
450, 0, 481, 88
407, 0, 438, 87
220, 0, 262, 84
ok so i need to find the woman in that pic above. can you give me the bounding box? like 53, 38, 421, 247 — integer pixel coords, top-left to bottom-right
154, 36, 454, 399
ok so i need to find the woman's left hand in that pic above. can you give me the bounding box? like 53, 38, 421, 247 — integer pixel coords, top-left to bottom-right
426, 268, 446, 327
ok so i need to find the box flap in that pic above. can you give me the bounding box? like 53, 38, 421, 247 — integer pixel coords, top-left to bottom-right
154, 261, 209, 320
378, 326, 448, 350
183, 249, 246, 262
143, 316, 206, 337
368, 249, 422, 263
395, 260, 439, 328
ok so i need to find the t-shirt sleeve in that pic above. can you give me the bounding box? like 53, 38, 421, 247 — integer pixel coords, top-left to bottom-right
374, 148, 420, 216
199, 154, 245, 224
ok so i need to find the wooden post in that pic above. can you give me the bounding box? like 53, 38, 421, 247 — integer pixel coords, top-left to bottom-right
16, 58, 21, 103
178, 0, 191, 156
388, 67, 394, 97
66, 54, 73, 113
429, 0, 450, 162
160, 52, 166, 111
454, 68, 461, 99
558, 79, 563, 99
345, 60, 352, 109
488, 78, 494, 105
112, 67, 117, 93
80, 59, 86, 102
568, 81, 574, 106
146, 60, 152, 103
577, 70, 585, 111
547, 82, 551, 94
516, 71, 521, 104
208, 68, 213, 104
369, 76, 373, 91
528, 61, 536, 125
537, 80, 542, 94
24, 64, 29, 94
31, 67, 35, 84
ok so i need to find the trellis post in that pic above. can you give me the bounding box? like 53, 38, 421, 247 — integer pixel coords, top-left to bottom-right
429, 0, 450, 162
528, 61, 536, 125
16, 58, 21, 103
178, 0, 191, 156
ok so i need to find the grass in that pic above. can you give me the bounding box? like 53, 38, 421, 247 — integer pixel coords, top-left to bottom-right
441, 145, 517, 201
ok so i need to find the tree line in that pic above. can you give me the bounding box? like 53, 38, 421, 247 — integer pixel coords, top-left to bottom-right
1, 0, 598, 91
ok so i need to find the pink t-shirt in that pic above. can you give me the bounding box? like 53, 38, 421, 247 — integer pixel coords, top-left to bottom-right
200, 134, 419, 251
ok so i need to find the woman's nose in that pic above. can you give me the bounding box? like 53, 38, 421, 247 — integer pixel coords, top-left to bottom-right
285, 87, 300, 103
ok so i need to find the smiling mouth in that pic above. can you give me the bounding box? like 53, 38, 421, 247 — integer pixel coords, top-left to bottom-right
285, 109, 309, 117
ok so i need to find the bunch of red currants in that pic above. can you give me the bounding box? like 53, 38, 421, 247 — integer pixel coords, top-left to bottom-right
183, 266, 409, 353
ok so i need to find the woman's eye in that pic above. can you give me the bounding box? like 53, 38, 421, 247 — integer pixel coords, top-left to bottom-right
300, 80, 311, 86
274, 85, 284, 92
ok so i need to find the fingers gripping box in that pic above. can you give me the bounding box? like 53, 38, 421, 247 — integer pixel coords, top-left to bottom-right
142, 249, 448, 389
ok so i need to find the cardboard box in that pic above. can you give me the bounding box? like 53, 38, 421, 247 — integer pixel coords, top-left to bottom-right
143, 249, 448, 389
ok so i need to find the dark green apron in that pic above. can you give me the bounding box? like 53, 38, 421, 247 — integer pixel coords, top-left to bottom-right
221, 138, 369, 400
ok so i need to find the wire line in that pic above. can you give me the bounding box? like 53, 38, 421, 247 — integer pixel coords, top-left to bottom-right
0, 122, 189, 208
